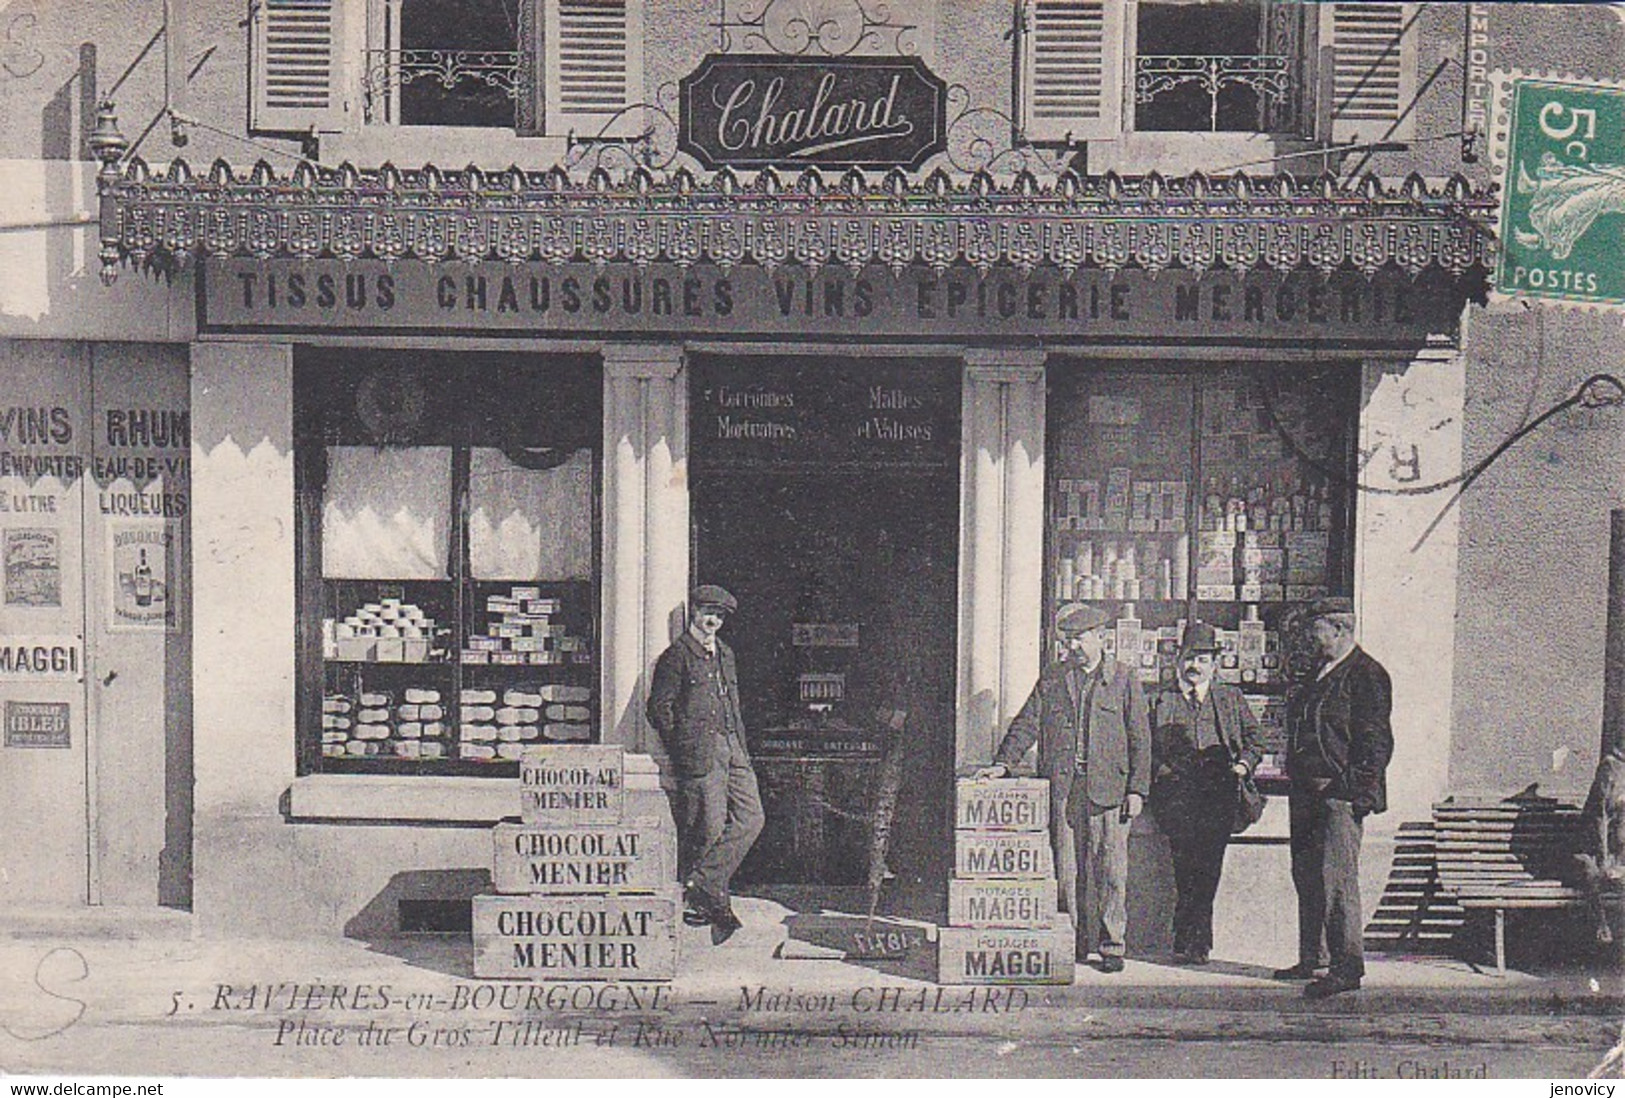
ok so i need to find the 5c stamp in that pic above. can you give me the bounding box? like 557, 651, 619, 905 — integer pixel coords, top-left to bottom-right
1492, 74, 1625, 307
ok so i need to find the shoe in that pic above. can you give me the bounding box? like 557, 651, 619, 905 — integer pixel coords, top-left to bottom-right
1098, 955, 1125, 973
1272, 961, 1321, 981
1304, 974, 1362, 999
683, 884, 721, 927
710, 905, 744, 945
1186, 951, 1210, 966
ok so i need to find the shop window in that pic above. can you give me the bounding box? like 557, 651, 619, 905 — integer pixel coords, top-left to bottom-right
1045, 360, 1359, 789
1016, 0, 1413, 142
251, 0, 644, 137
294, 352, 602, 777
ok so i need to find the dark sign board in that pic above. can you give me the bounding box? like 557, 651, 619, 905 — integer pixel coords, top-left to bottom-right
203, 259, 1465, 350
5, 700, 70, 748
678, 54, 947, 169
690, 356, 958, 473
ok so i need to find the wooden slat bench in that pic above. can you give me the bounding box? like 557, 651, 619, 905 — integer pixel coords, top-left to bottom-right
1432, 795, 1585, 975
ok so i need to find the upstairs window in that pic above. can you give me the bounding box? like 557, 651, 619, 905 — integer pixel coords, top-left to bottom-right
1134, 0, 1283, 133
250, 0, 644, 137
369, 0, 522, 129
1017, 0, 1414, 144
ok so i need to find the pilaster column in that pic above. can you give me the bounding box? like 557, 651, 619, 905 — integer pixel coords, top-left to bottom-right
958, 350, 1047, 767
601, 343, 688, 756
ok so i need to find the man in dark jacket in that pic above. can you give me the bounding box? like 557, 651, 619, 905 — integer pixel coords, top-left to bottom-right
1274, 597, 1394, 998
975, 603, 1151, 972
646, 585, 763, 941
1149, 621, 1264, 965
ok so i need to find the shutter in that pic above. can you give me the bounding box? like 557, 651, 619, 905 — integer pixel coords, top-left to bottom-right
545, 0, 644, 137
251, 0, 349, 132
1325, 2, 1415, 141
1019, 0, 1125, 144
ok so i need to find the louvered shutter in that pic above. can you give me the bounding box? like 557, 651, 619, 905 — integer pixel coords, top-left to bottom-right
1324, 2, 1416, 141
544, 0, 644, 137
1019, 0, 1125, 143
251, 0, 348, 132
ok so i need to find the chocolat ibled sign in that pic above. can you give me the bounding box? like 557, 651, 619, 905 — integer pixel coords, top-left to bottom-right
678, 54, 947, 169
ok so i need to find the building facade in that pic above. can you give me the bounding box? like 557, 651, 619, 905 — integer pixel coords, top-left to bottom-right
1, 0, 1621, 960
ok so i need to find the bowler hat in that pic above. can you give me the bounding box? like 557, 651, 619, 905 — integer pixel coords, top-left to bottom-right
690, 584, 738, 615
1303, 596, 1355, 620
1055, 602, 1112, 635
1180, 620, 1222, 654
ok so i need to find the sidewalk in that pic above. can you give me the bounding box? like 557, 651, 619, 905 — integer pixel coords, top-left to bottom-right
2, 897, 1619, 1078
4, 895, 1619, 1013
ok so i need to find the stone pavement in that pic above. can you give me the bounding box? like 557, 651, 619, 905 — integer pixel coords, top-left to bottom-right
1, 897, 1621, 1078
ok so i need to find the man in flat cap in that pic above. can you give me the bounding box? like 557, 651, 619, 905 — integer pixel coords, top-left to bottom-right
647, 584, 763, 942
1148, 621, 1264, 965
1274, 597, 1393, 998
976, 603, 1151, 972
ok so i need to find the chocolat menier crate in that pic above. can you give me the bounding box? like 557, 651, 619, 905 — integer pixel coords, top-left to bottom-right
491, 821, 673, 895
472, 890, 679, 981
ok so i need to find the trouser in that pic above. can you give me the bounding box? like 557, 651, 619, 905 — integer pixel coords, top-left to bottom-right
1288, 794, 1366, 978
1053, 781, 1131, 959
1159, 773, 1234, 956
675, 733, 765, 904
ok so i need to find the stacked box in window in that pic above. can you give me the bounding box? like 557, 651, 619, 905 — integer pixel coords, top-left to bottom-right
939, 778, 1073, 985
473, 745, 678, 981
461, 586, 594, 671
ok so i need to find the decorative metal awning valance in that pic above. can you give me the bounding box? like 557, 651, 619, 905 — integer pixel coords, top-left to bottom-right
95, 158, 1495, 285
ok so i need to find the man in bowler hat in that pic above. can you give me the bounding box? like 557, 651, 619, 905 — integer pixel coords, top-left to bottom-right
1148, 621, 1264, 964
1274, 597, 1393, 998
976, 603, 1151, 972
647, 584, 764, 942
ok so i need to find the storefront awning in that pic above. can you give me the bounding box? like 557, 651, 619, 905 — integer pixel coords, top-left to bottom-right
94, 156, 1495, 286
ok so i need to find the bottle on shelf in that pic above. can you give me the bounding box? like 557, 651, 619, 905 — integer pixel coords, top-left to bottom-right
1225, 476, 1246, 532
1115, 603, 1141, 674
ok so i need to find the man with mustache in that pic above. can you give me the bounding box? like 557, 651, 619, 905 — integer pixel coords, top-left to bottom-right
1274, 597, 1394, 998
1148, 621, 1264, 965
975, 602, 1151, 973
647, 584, 764, 943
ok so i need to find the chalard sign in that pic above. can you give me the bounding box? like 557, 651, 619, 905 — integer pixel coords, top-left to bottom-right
678, 54, 947, 170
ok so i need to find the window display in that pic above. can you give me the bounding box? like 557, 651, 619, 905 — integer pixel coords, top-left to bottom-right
1046, 362, 1358, 786
295, 352, 601, 776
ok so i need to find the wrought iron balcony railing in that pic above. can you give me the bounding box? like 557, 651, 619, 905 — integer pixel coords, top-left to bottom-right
1135, 54, 1290, 133
362, 48, 522, 124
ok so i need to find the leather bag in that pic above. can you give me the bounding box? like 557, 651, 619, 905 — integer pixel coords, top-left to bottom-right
1233, 770, 1267, 834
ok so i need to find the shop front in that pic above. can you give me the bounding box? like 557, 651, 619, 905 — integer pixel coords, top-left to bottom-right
91, 149, 1493, 942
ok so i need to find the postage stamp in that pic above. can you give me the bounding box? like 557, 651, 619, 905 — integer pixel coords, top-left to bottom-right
1491, 73, 1625, 307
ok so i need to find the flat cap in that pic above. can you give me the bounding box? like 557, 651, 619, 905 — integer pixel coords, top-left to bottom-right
1055, 602, 1112, 634
690, 584, 738, 614
1303, 596, 1355, 620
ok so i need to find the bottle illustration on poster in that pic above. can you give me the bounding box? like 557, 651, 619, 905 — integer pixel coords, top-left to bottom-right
109, 520, 176, 631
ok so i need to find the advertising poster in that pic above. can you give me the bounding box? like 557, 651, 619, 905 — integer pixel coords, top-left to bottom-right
107, 520, 176, 632
3, 699, 71, 748
4, 527, 61, 607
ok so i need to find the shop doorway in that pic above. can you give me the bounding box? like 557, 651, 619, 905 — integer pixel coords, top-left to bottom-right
0, 342, 192, 910
689, 356, 960, 895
